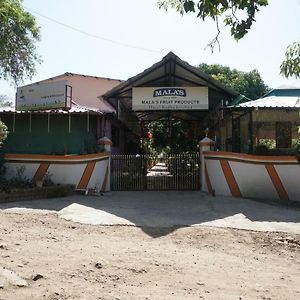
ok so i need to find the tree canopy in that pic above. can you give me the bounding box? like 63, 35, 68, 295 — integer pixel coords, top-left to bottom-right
157, 0, 300, 78
0, 0, 41, 84
158, 0, 268, 41
0, 121, 8, 146
0, 94, 13, 107
280, 42, 300, 79
0, 95, 10, 151
197, 63, 269, 100
145, 120, 198, 154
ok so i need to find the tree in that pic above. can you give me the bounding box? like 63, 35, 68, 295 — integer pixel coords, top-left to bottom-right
157, 0, 300, 78
146, 120, 199, 154
0, 120, 8, 181
197, 63, 269, 99
280, 42, 300, 79
0, 0, 41, 84
0, 94, 11, 151
0, 94, 13, 107
0, 120, 8, 146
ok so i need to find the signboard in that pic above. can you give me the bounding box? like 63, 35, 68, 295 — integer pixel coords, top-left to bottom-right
16, 80, 72, 111
132, 87, 208, 111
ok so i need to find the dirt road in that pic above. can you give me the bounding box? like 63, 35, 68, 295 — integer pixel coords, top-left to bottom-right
0, 212, 299, 300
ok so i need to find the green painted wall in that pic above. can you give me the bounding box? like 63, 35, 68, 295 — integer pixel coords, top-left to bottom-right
0, 113, 98, 155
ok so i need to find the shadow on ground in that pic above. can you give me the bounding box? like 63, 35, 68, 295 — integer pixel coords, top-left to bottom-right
0, 191, 299, 237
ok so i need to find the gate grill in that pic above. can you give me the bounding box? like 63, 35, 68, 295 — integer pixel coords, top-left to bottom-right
111, 153, 200, 191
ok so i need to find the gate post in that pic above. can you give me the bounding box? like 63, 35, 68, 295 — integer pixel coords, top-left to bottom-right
199, 137, 215, 192
97, 136, 112, 192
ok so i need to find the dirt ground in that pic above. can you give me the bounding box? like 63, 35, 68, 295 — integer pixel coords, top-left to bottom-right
0, 212, 299, 300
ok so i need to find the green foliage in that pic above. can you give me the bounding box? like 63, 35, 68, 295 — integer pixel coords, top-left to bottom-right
197, 63, 269, 99
157, 0, 268, 40
11, 165, 31, 186
0, 94, 13, 107
0, 120, 8, 145
0, 119, 7, 181
258, 139, 276, 149
292, 138, 300, 163
280, 42, 300, 79
157, 1, 300, 79
0, 120, 9, 185
146, 120, 200, 154
0, 0, 41, 84
0, 165, 33, 192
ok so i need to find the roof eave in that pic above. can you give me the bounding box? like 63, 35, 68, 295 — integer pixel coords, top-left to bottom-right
103, 52, 239, 100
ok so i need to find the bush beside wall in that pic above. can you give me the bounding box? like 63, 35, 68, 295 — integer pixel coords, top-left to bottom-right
0, 185, 75, 203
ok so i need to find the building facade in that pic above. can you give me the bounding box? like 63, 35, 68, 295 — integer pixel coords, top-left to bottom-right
0, 73, 128, 155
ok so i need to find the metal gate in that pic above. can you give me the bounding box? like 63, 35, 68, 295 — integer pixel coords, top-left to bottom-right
111, 153, 200, 191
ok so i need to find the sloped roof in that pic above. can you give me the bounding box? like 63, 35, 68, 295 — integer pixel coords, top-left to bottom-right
236, 96, 300, 108
104, 52, 238, 99
38, 72, 123, 84
103, 52, 239, 121
0, 101, 110, 114
263, 86, 300, 98
274, 84, 300, 90
96, 96, 116, 113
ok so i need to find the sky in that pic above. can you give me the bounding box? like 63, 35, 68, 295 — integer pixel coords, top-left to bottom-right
1, 0, 300, 101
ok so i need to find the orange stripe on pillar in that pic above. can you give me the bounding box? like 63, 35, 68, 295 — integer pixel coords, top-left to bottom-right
220, 159, 242, 197
77, 162, 96, 190
32, 163, 50, 183
204, 163, 213, 195
265, 164, 289, 201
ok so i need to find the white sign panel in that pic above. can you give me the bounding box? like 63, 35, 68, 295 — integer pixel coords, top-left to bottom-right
132, 87, 208, 111
16, 80, 72, 111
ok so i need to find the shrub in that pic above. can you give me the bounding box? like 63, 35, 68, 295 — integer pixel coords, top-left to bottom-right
0, 120, 8, 145
294, 139, 300, 163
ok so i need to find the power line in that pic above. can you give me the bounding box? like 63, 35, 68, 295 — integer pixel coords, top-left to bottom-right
24, 6, 163, 54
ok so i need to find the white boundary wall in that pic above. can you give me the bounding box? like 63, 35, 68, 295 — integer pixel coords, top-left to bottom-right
199, 146, 300, 202
4, 152, 111, 193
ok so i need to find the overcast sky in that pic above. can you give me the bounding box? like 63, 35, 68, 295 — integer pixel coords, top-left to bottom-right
1, 0, 300, 100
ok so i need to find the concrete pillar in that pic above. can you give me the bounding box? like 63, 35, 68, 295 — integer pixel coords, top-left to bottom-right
199, 137, 215, 192
97, 136, 112, 192
97, 136, 112, 153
